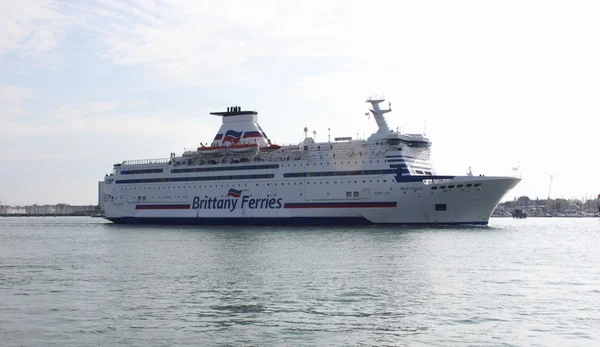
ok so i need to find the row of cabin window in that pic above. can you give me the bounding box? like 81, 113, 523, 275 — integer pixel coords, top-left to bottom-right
265, 180, 387, 185
124, 160, 392, 176
121, 169, 164, 175
169, 159, 388, 173
415, 170, 433, 175
403, 160, 430, 166
285, 160, 383, 166
430, 183, 482, 190
283, 169, 396, 178
116, 169, 397, 184
134, 196, 185, 201
171, 164, 279, 173
118, 179, 389, 190
115, 174, 275, 184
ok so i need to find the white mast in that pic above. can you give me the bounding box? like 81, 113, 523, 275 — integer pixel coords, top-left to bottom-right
366, 96, 391, 134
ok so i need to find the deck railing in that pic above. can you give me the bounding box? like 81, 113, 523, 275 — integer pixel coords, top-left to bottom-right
121, 158, 171, 166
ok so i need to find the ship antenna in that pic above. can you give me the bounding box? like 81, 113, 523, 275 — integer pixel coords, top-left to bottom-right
303, 127, 308, 140
328, 128, 331, 142
313, 130, 316, 142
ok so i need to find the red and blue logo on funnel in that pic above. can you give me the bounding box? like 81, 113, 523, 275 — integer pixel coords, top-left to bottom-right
223, 130, 243, 144
227, 188, 242, 198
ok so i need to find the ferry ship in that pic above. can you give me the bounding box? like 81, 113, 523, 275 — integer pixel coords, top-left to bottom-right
102, 97, 520, 225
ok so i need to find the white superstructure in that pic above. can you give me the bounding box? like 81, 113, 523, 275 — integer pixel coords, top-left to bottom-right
102, 97, 520, 225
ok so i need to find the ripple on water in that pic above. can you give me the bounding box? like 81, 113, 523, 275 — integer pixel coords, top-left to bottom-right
0, 217, 599, 346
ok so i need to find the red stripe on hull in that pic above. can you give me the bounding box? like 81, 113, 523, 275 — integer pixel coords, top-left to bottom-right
135, 204, 191, 210
284, 202, 397, 209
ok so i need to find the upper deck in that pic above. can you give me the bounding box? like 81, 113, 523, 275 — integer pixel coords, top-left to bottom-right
106, 97, 434, 179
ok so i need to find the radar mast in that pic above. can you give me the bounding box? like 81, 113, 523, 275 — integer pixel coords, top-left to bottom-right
366, 96, 392, 134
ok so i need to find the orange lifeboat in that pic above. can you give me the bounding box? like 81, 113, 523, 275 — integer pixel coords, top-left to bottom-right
228, 143, 259, 155
198, 145, 227, 156
260, 144, 281, 152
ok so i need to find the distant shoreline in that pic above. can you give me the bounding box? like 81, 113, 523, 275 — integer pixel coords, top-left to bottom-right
492, 215, 598, 218
0, 214, 103, 218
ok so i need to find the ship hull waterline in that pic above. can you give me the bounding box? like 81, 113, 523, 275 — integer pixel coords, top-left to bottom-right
103, 176, 519, 226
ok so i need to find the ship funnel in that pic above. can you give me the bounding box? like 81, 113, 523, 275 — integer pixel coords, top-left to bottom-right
208, 106, 268, 147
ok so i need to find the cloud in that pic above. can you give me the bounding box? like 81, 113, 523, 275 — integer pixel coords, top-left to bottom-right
0, 1, 460, 83
52, 101, 118, 121
0, 84, 33, 118
1, 0, 599, 203
0, 99, 212, 139
76, 0, 370, 85
0, 98, 217, 166
0, 0, 78, 63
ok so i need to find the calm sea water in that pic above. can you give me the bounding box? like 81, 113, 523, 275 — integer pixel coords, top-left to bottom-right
0, 217, 598, 346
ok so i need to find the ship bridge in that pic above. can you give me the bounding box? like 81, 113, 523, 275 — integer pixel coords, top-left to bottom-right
365, 97, 431, 148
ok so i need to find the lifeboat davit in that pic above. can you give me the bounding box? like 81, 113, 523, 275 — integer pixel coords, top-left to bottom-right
260, 144, 281, 152
198, 145, 227, 156
228, 143, 260, 155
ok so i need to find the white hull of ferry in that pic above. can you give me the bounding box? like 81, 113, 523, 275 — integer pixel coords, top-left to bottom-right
103, 176, 519, 225
102, 98, 521, 226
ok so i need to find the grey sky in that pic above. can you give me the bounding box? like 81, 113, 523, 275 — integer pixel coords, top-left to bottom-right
1, 0, 598, 205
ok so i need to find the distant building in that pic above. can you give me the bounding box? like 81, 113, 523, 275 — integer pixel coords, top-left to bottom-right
16, 204, 97, 215
98, 181, 105, 211
26, 204, 55, 214
0, 205, 26, 214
